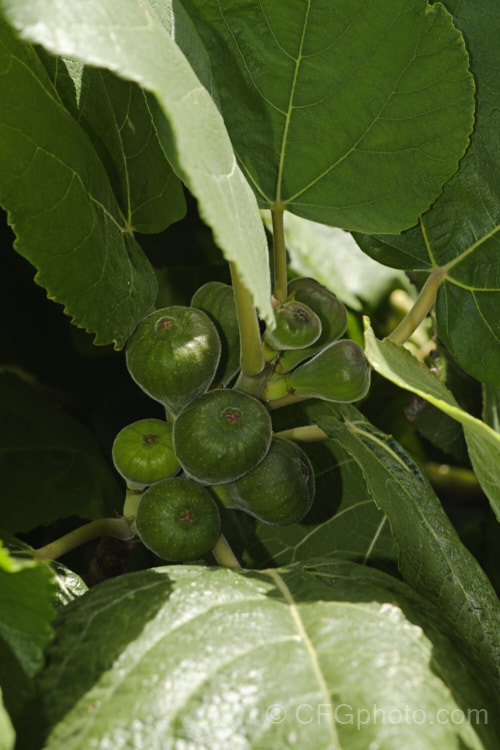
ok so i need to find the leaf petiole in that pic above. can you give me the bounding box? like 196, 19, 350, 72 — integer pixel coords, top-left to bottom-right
387, 266, 447, 345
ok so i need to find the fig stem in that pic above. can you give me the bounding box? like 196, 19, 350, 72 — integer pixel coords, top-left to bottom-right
266, 393, 307, 410
32, 517, 135, 561
123, 488, 141, 531
212, 534, 241, 568
271, 206, 287, 302
387, 267, 446, 345
229, 261, 264, 377
275, 425, 329, 442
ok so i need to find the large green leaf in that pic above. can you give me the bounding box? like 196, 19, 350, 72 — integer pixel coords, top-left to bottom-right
0, 372, 121, 533
0, 543, 55, 722
355, 0, 500, 384
36, 52, 186, 234
0, 20, 157, 347
181, 0, 474, 234
0, 0, 274, 326
364, 320, 500, 520
23, 562, 498, 749
316, 404, 500, 688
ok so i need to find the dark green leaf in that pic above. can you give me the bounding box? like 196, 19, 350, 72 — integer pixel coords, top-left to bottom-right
0, 372, 121, 533
24, 562, 499, 749
316, 404, 500, 688
182, 0, 474, 233
0, 0, 274, 326
0, 20, 157, 346
364, 321, 500, 520
36, 53, 187, 234
355, 0, 500, 384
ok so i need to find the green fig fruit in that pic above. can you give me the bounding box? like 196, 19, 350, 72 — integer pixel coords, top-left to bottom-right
135, 477, 220, 561
191, 281, 240, 385
265, 340, 371, 403
125, 306, 221, 415
112, 418, 180, 490
213, 437, 315, 526
173, 389, 272, 485
265, 300, 322, 352
278, 278, 348, 372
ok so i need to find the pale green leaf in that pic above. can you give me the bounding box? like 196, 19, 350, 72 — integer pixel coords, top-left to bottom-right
316, 405, 500, 688
364, 320, 500, 520
0, 19, 157, 347
355, 0, 500, 384
0, 688, 15, 750
0, 0, 274, 326
182, 0, 474, 234
25, 562, 499, 749
0, 543, 55, 722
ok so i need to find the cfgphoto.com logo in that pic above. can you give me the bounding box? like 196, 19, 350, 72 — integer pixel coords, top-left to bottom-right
265, 703, 488, 730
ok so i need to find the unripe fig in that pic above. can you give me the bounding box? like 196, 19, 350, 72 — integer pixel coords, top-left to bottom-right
173, 389, 272, 485
112, 418, 180, 489
278, 278, 348, 372
136, 477, 220, 561
265, 340, 371, 403
265, 300, 321, 352
125, 306, 221, 414
213, 437, 315, 526
191, 281, 240, 385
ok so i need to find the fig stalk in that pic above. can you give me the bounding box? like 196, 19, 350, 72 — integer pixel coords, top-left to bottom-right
32, 518, 135, 561
275, 425, 329, 442
387, 266, 446, 345
229, 261, 264, 378
211, 534, 241, 568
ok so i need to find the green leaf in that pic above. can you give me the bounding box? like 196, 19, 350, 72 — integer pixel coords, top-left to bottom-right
0, 372, 121, 533
0, 543, 55, 722
25, 562, 500, 749
50, 560, 88, 609
0, 687, 15, 750
0, 0, 274, 326
247, 402, 398, 569
181, 0, 474, 234
355, 0, 500, 384
364, 320, 500, 520
316, 404, 500, 688
0, 531, 88, 608
0, 19, 157, 347
36, 52, 187, 234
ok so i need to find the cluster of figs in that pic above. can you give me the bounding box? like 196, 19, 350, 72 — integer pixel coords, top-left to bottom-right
112, 277, 370, 562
